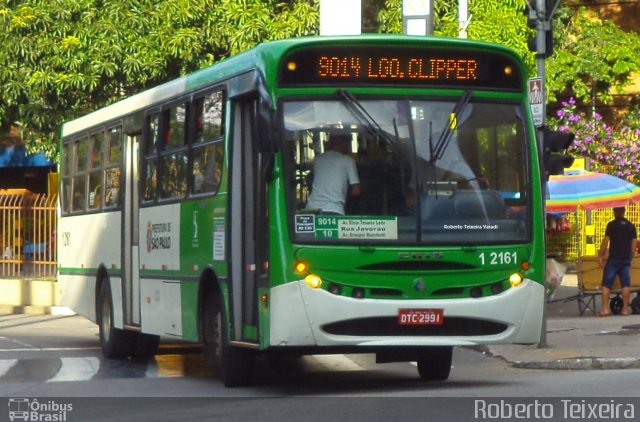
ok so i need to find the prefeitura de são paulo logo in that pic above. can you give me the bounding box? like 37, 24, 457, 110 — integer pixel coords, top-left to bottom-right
146, 221, 172, 253
8, 398, 73, 421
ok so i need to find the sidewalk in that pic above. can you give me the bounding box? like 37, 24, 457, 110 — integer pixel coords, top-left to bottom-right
484, 273, 640, 370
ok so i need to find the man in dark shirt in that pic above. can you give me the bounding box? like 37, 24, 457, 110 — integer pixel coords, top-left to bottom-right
597, 206, 638, 316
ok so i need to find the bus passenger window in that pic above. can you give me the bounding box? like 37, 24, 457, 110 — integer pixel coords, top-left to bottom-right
195, 92, 224, 143
77, 138, 87, 174
104, 168, 121, 207
104, 126, 123, 208
62, 179, 72, 214
107, 127, 123, 165
88, 171, 102, 209
72, 175, 86, 212
143, 159, 157, 201
167, 104, 187, 148
88, 132, 104, 209
192, 143, 222, 194
146, 114, 160, 155
191, 91, 224, 196
143, 115, 160, 202
159, 104, 188, 199
73, 138, 88, 212
160, 152, 188, 198
60, 142, 73, 214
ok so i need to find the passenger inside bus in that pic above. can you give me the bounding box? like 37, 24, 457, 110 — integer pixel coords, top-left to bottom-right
305, 132, 362, 215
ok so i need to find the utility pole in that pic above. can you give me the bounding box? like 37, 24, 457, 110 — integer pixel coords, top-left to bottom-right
533, 0, 549, 350
319, 0, 361, 36
458, 0, 469, 39
527, 0, 561, 348
402, 0, 434, 35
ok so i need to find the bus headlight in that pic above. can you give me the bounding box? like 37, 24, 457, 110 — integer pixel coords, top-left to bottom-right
509, 273, 523, 287
305, 274, 323, 289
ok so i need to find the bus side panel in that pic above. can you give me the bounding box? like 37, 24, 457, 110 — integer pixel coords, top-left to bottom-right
139, 279, 182, 337
177, 199, 227, 342
138, 204, 183, 337
58, 275, 97, 323
180, 280, 199, 342
57, 212, 122, 323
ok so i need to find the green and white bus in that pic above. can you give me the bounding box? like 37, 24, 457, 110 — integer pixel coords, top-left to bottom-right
57, 35, 545, 386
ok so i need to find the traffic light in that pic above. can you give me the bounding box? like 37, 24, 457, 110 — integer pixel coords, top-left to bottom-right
543, 128, 575, 179
526, 4, 538, 53
526, 0, 555, 58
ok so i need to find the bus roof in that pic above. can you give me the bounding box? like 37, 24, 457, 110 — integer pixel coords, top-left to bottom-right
61, 35, 523, 138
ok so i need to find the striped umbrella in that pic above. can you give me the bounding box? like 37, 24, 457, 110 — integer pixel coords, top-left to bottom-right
546, 169, 640, 212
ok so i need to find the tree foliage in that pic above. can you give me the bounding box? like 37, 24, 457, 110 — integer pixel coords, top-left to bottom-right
2, 0, 640, 166
0, 0, 318, 158
378, 0, 535, 71
551, 98, 640, 184
547, 7, 640, 104
378, 1, 640, 107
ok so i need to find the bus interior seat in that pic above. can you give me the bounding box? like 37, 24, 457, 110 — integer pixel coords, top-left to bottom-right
454, 189, 506, 219
420, 194, 456, 221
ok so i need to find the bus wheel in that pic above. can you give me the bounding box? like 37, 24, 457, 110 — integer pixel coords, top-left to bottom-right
220, 327, 255, 387
416, 347, 452, 381
202, 291, 222, 368
202, 290, 254, 387
98, 281, 134, 359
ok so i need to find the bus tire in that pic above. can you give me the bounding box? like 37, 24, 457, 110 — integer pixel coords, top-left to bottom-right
221, 338, 254, 387
202, 290, 254, 387
202, 291, 222, 368
416, 346, 452, 381
97, 280, 134, 359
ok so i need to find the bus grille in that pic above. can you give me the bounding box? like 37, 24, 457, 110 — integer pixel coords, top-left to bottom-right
321, 317, 507, 337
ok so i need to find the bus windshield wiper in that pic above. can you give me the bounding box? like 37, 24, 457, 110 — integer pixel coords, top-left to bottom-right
336, 89, 400, 155
430, 90, 472, 163
337, 89, 407, 197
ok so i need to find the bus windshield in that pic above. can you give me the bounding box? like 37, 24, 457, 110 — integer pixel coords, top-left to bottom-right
284, 96, 530, 245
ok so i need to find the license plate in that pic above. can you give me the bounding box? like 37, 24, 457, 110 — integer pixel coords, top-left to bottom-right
397, 309, 444, 325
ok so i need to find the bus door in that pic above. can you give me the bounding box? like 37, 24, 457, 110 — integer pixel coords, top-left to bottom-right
123, 133, 141, 326
229, 100, 269, 342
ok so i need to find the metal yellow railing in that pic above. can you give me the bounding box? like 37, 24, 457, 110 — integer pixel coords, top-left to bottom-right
0, 190, 57, 278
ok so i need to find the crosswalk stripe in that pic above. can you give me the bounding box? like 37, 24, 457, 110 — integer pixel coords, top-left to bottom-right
0, 359, 17, 378
0, 347, 101, 353
47, 357, 100, 382
0, 353, 366, 383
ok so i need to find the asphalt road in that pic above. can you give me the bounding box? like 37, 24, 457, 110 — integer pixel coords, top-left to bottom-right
2, 313, 640, 422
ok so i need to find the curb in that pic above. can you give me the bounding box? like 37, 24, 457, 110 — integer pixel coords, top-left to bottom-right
472, 345, 640, 371
512, 357, 640, 370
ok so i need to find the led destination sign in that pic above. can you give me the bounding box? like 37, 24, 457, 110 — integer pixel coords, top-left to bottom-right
317, 56, 479, 81
280, 47, 522, 90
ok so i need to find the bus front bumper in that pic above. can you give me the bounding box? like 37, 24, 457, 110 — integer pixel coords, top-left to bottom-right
269, 278, 544, 348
